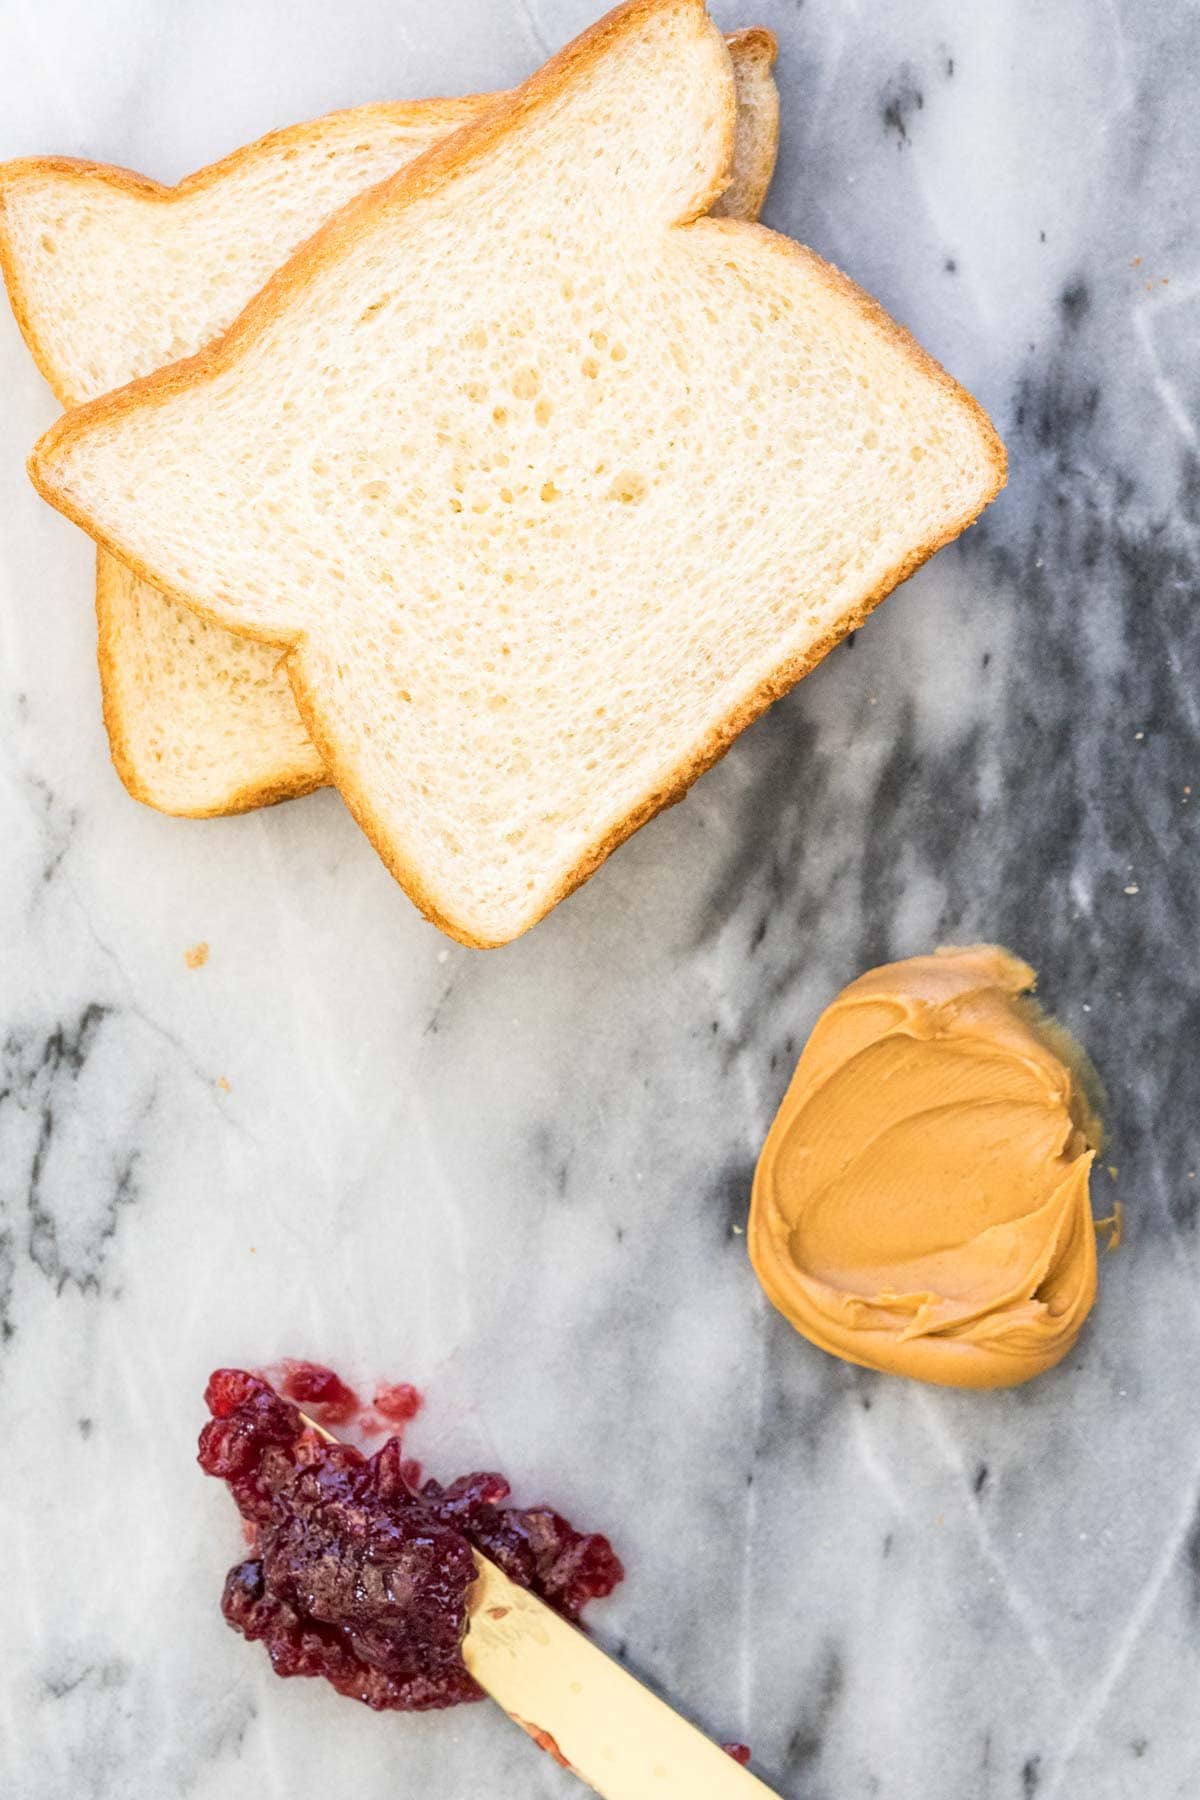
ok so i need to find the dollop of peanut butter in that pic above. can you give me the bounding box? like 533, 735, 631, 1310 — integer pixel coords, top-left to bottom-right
749, 946, 1104, 1389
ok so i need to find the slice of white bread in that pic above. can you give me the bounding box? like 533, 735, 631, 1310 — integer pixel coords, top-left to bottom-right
0, 27, 778, 818
30, 0, 1005, 947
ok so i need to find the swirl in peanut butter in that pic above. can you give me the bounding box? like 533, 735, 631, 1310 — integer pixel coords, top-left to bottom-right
749, 946, 1105, 1389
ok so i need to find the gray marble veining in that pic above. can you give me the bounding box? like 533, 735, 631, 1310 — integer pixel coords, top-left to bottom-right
1, 3, 1198, 1797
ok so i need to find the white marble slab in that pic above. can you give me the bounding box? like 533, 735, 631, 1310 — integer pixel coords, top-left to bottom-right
2, 2, 1199, 1797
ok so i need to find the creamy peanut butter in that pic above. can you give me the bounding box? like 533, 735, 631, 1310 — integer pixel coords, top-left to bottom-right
749, 946, 1105, 1389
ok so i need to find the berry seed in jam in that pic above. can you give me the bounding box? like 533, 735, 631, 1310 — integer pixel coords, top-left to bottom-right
198, 1368, 623, 1711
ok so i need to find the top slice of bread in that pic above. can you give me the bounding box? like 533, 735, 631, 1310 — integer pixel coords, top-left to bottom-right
0, 27, 778, 818
30, 0, 1005, 947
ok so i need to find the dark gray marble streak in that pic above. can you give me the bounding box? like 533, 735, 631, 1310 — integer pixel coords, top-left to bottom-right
0, 1006, 154, 1309
674, 3, 1200, 1793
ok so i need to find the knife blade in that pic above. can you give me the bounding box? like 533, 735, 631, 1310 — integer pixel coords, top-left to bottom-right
465, 1549, 779, 1798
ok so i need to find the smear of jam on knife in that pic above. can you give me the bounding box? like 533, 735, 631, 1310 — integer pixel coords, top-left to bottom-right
198, 1366, 623, 1710
515, 1718, 576, 1771
515, 1727, 752, 1777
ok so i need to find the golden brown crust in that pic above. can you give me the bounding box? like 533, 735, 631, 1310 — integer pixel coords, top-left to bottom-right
0, 180, 66, 406
27, 0, 1005, 946
726, 25, 778, 64
712, 27, 779, 222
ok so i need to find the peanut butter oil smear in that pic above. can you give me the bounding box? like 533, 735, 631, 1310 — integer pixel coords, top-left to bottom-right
749, 946, 1109, 1389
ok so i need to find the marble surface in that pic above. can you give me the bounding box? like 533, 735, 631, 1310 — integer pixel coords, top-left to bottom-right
1, 2, 1198, 1796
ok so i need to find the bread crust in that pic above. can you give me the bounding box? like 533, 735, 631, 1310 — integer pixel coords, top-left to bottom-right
28, 0, 1005, 947
711, 26, 779, 223
2, 10, 773, 820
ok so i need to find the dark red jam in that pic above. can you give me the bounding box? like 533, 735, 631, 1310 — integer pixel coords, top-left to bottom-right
516, 1720, 574, 1769
198, 1368, 623, 1711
